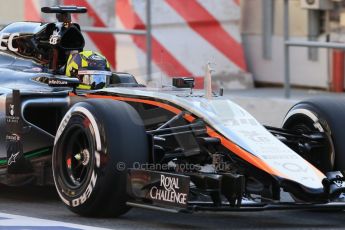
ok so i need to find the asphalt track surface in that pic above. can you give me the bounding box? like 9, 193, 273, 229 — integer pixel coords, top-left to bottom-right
0, 185, 345, 229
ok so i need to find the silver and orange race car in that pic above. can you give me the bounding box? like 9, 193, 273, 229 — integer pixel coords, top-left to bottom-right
0, 5, 344, 217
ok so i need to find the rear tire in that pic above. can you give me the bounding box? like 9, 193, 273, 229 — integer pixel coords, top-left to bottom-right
53, 99, 148, 217
282, 97, 345, 172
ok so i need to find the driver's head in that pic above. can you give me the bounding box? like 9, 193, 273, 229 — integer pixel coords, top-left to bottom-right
66, 50, 111, 90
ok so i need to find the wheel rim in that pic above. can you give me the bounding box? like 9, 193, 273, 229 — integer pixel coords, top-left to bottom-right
284, 110, 335, 172
60, 123, 93, 189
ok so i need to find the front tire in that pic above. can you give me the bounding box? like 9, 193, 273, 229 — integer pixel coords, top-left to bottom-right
282, 97, 345, 172
53, 99, 148, 217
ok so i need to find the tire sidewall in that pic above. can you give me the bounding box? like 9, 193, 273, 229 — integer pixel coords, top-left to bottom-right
283, 101, 337, 172
53, 99, 148, 216
53, 103, 104, 212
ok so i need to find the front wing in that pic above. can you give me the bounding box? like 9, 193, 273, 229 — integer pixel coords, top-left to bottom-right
126, 169, 345, 213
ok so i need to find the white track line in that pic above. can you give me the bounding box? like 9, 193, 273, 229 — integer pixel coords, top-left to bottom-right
0, 212, 110, 230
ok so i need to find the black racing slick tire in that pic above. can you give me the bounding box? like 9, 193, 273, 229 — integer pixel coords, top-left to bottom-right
282, 97, 345, 173
52, 99, 148, 217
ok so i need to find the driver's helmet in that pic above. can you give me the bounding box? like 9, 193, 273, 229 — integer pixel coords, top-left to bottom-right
65, 50, 111, 90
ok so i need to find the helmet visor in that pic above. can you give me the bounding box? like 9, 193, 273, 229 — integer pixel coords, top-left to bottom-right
78, 70, 111, 89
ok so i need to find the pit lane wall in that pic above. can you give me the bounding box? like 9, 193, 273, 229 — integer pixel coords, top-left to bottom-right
3, 0, 250, 89
114, 0, 248, 89
241, 0, 329, 89
0, 0, 332, 89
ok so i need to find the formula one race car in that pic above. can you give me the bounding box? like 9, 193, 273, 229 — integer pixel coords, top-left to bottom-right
1, 5, 345, 217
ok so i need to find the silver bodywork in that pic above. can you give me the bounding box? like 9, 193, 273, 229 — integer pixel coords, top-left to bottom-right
102, 87, 325, 190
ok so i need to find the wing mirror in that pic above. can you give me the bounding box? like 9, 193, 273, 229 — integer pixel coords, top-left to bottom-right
172, 77, 195, 89
172, 77, 195, 94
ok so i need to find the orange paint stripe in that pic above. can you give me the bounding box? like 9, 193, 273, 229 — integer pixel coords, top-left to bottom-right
86, 94, 182, 114
305, 160, 325, 180
206, 127, 285, 177
85, 93, 288, 178
86, 93, 326, 182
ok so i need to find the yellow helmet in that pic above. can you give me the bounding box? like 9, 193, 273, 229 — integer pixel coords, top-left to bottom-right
66, 50, 111, 89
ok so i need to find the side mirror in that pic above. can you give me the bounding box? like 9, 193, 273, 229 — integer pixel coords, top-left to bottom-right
172, 77, 195, 89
